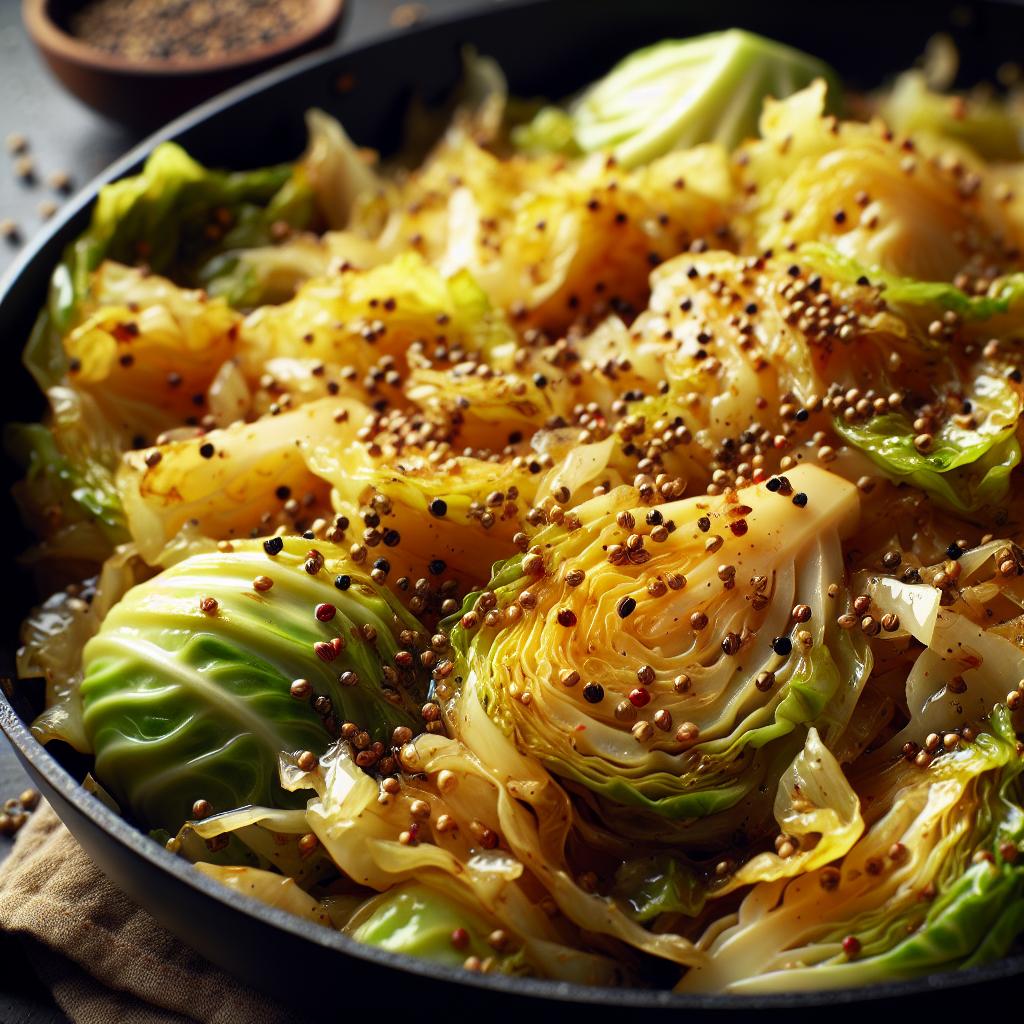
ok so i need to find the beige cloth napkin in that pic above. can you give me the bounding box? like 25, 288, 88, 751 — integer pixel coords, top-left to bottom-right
0, 801, 304, 1024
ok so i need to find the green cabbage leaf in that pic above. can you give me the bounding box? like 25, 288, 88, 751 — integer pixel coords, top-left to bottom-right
80, 538, 427, 832
515, 30, 842, 167
834, 372, 1021, 514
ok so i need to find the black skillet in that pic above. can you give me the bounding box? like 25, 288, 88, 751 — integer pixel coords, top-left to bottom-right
3, 0, 1024, 1014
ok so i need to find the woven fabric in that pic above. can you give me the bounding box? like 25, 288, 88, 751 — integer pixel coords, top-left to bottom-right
0, 802, 301, 1024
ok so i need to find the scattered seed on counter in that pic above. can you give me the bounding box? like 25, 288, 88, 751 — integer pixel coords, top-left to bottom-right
14, 156, 35, 182
390, 3, 427, 28
47, 170, 73, 193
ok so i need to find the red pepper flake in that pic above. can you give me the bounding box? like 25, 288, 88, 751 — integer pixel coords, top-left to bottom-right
729, 519, 749, 537
628, 687, 651, 708
842, 935, 861, 957
315, 602, 337, 622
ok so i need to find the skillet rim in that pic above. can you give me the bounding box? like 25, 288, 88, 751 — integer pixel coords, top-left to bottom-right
3, 0, 1024, 1006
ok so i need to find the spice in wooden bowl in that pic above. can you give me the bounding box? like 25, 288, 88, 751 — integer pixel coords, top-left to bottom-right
68, 0, 313, 64
23, 0, 344, 127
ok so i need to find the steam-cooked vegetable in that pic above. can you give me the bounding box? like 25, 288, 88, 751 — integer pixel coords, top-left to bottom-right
118, 397, 366, 564
453, 464, 868, 833
880, 70, 1024, 162
516, 30, 840, 167
80, 538, 427, 832
62, 263, 244, 443
347, 883, 531, 972
802, 242, 1024, 321
194, 864, 334, 927
834, 387, 1021, 514
7, 387, 127, 569
681, 707, 1024, 992
14, 29, 1024, 997
737, 82, 1019, 280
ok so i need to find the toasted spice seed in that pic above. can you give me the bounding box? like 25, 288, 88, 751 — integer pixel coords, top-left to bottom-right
653, 709, 673, 731
755, 670, 775, 692
70, 0, 311, 61
947, 675, 967, 694
617, 597, 637, 618
631, 721, 654, 742
614, 699, 637, 723
296, 750, 318, 773
820, 866, 841, 890
198, 596, 218, 615
253, 575, 273, 592
314, 641, 338, 662
290, 679, 311, 700
675, 721, 700, 744
560, 670, 580, 688
557, 608, 578, 627
565, 568, 586, 587
582, 681, 605, 703
673, 674, 691, 694
880, 612, 900, 632
690, 611, 708, 631
191, 799, 212, 819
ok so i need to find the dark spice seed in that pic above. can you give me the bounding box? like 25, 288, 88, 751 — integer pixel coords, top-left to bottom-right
617, 597, 637, 618
582, 682, 605, 703
263, 536, 284, 556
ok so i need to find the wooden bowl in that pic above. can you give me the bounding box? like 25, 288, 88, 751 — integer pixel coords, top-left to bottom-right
22, 0, 345, 128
